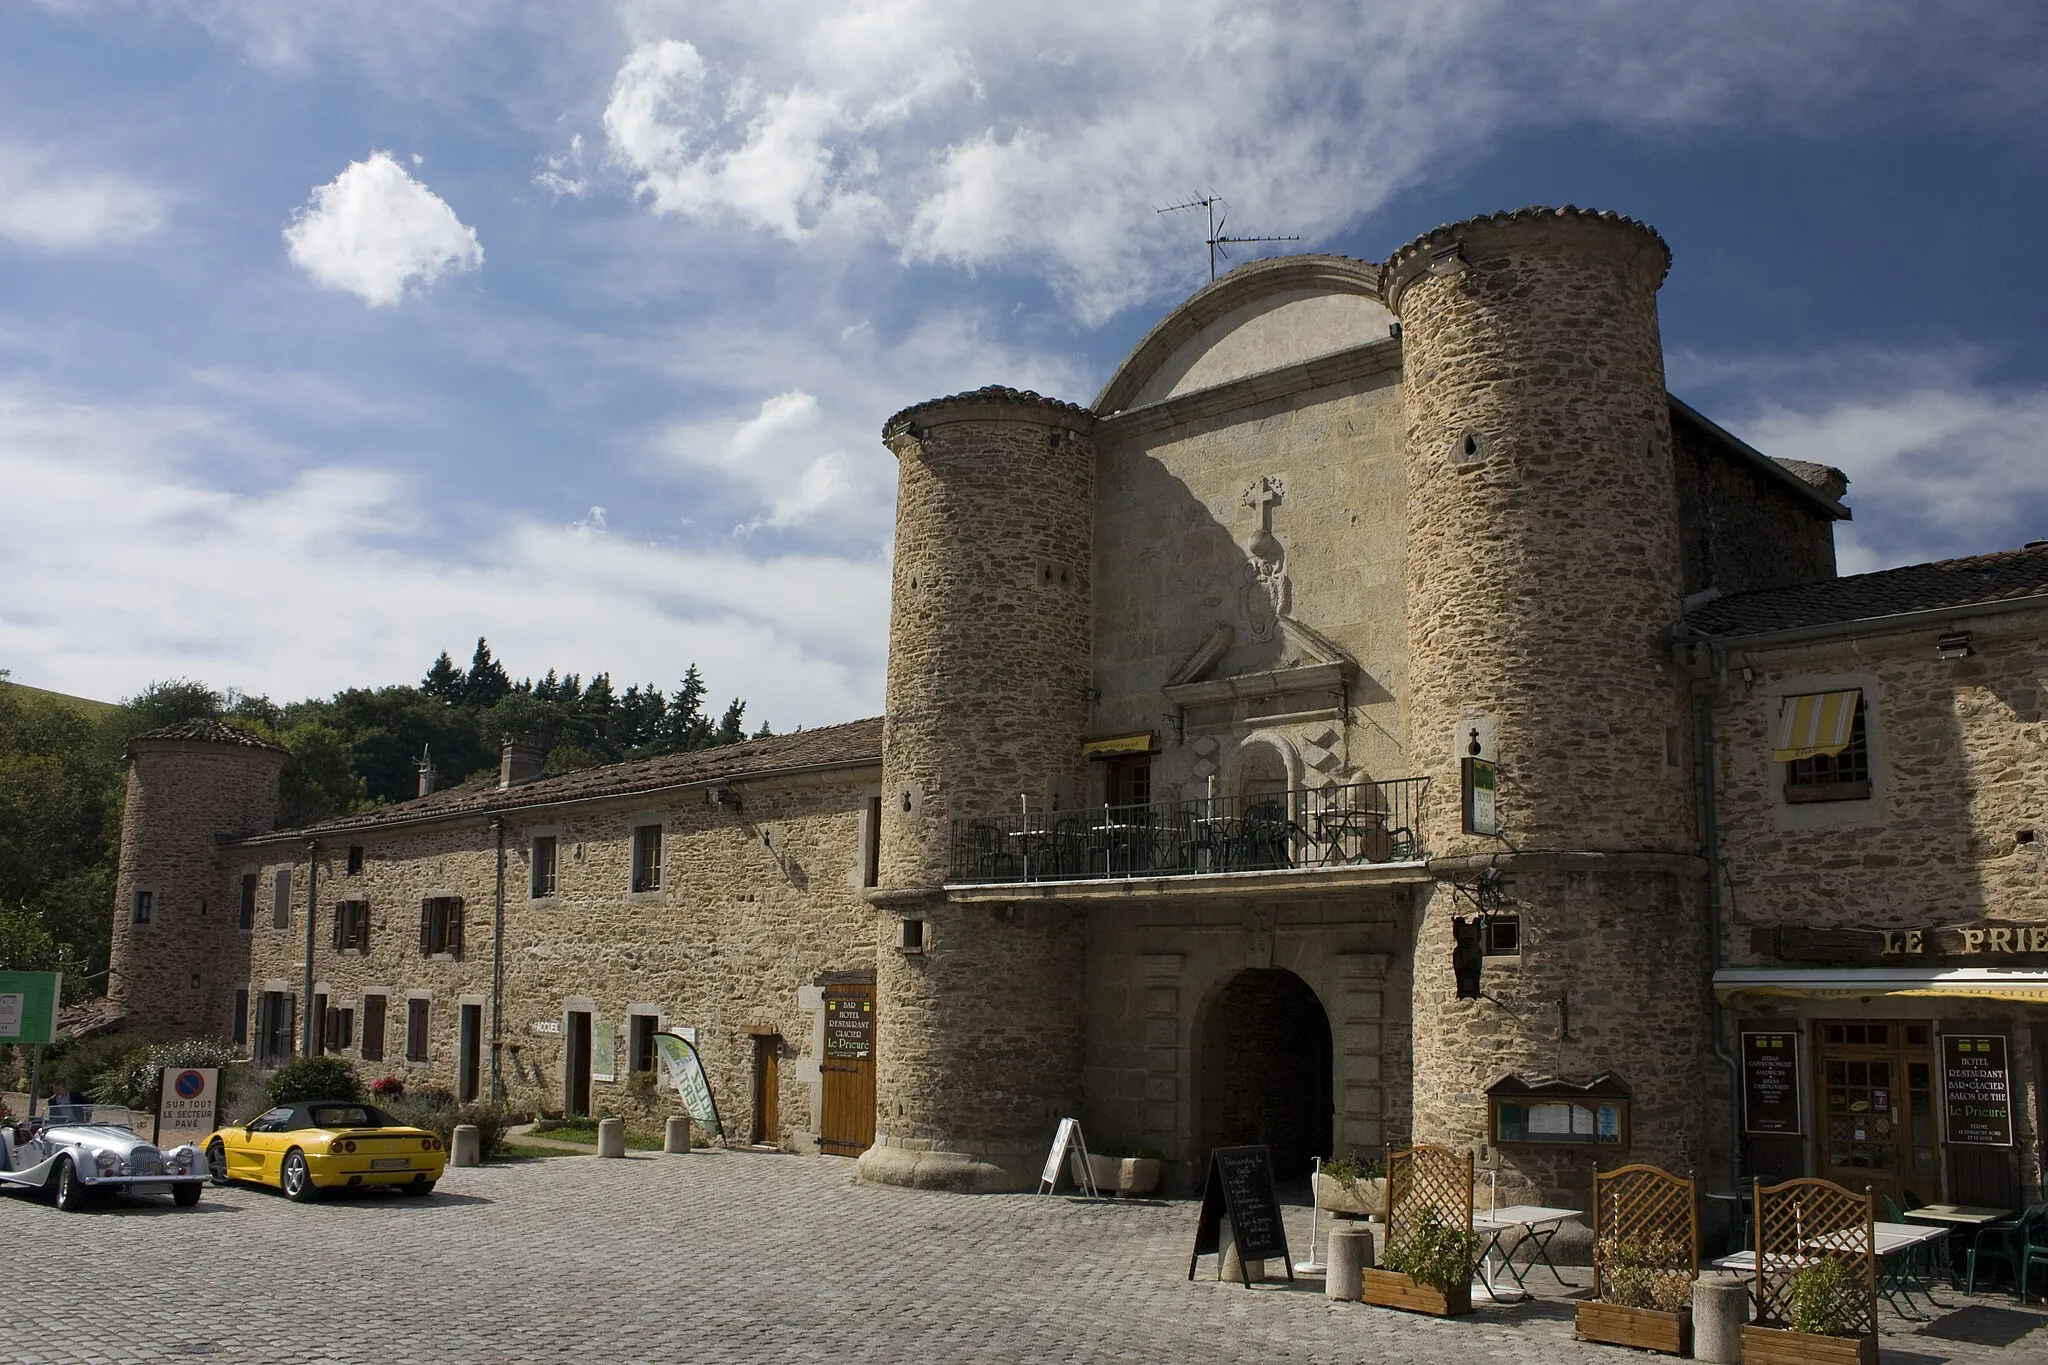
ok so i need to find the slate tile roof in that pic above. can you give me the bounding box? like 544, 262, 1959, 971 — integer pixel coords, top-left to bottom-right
127, 717, 287, 753
274, 715, 885, 839
1685, 543, 2048, 639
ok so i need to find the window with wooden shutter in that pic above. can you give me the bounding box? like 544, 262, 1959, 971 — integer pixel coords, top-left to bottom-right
272, 868, 292, 929
239, 873, 258, 931
419, 897, 462, 956
447, 897, 463, 956
419, 898, 433, 955
406, 998, 430, 1062
362, 994, 387, 1061
333, 900, 369, 952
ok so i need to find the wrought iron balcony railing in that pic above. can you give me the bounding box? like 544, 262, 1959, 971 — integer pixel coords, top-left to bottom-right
947, 777, 1429, 885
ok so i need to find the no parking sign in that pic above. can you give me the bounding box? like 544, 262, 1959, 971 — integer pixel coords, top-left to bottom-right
157, 1067, 220, 1138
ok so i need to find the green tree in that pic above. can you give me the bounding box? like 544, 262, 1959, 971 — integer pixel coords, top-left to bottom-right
461, 638, 511, 708
421, 650, 464, 702
715, 698, 746, 746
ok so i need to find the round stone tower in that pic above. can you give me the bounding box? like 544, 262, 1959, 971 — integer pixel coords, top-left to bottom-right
858, 386, 1096, 1192
108, 719, 285, 1039
1385, 209, 1712, 1200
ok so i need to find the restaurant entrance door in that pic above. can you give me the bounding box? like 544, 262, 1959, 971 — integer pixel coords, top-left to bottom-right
1814, 1019, 1939, 1205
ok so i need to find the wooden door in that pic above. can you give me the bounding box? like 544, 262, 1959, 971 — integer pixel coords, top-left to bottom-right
458, 1004, 483, 1103
1815, 1019, 1938, 1206
818, 984, 875, 1156
751, 1035, 781, 1146
566, 1011, 593, 1117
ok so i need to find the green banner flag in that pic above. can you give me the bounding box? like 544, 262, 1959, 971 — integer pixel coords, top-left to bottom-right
0, 972, 61, 1046
654, 1031, 722, 1140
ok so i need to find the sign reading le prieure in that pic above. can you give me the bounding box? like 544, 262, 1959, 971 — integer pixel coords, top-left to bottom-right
1942, 1034, 2012, 1148
824, 993, 872, 1060
1742, 1031, 1802, 1135
1187, 1145, 1293, 1286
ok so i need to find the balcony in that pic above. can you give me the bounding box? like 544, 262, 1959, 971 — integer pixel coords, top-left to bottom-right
946, 777, 1430, 887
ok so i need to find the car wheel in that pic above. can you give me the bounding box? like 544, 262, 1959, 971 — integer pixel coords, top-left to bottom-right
280, 1149, 319, 1203
399, 1180, 437, 1197
207, 1140, 230, 1186
173, 1181, 202, 1208
53, 1158, 89, 1212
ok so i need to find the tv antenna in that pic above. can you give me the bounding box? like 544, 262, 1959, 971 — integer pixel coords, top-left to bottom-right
1158, 193, 1300, 282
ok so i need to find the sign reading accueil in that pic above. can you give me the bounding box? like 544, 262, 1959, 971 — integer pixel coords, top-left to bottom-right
1942, 1033, 2012, 1147
157, 1067, 219, 1137
0, 971, 61, 1046
1742, 1031, 1802, 1135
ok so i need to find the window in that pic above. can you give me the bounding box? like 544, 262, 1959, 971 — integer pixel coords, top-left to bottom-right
239, 873, 258, 932
405, 998, 430, 1062
323, 1006, 354, 1051
628, 1014, 659, 1074
232, 987, 249, 1047
1106, 755, 1151, 811
531, 836, 559, 898
1483, 916, 1521, 956
272, 868, 292, 929
362, 994, 388, 1062
331, 900, 371, 952
631, 824, 663, 892
1777, 690, 1872, 803
861, 796, 882, 888
346, 845, 365, 875
419, 896, 464, 956
254, 991, 296, 1066
132, 888, 154, 925
899, 917, 926, 953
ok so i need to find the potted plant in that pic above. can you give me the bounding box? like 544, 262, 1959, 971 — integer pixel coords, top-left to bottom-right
1363, 1208, 1478, 1316
1085, 1143, 1163, 1196
1575, 1233, 1693, 1354
1315, 1155, 1388, 1219
1740, 1259, 1878, 1365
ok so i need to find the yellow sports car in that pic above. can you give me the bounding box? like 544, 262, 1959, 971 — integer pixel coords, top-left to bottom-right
203, 1101, 446, 1201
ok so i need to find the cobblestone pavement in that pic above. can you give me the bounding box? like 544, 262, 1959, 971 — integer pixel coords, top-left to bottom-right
9, 1151, 2047, 1365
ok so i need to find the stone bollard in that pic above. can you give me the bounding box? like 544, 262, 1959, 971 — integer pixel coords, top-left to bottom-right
1326, 1223, 1375, 1301
1692, 1274, 1750, 1364
1220, 1242, 1265, 1284
596, 1117, 626, 1159
449, 1123, 481, 1168
664, 1115, 691, 1154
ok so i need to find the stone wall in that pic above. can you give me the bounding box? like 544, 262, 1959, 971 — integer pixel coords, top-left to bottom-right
224, 766, 879, 1146
108, 737, 283, 1038
1673, 412, 1839, 598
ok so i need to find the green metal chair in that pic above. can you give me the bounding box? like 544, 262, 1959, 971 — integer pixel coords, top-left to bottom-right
1966, 1201, 2047, 1297
2024, 1217, 2048, 1304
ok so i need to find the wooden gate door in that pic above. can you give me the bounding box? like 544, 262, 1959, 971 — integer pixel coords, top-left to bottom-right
566, 1011, 593, 1117
752, 1035, 781, 1146
819, 983, 875, 1156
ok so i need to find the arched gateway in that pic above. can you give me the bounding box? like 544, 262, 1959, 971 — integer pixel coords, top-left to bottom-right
1195, 968, 1334, 1179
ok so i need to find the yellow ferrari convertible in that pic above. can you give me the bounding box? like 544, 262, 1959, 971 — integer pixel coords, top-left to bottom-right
204, 1102, 446, 1201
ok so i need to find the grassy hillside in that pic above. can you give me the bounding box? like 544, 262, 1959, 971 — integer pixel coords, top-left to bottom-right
1, 681, 118, 720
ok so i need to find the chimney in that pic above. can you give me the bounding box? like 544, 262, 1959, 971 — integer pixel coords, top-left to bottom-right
500, 736, 545, 789
416, 745, 436, 798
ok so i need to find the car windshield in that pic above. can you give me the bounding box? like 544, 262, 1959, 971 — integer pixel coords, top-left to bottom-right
307, 1104, 390, 1129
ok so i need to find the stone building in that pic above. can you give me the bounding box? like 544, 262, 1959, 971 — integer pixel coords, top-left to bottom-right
110, 205, 2048, 1213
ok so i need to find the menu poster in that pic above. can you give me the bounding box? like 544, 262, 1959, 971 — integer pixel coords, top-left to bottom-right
1742, 1031, 1802, 1135
1942, 1033, 2013, 1147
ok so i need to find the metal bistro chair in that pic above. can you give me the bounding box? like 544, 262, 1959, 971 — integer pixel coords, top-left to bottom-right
2024, 1211, 2048, 1304
963, 820, 1015, 882
1231, 801, 1296, 871
1966, 1201, 2047, 1298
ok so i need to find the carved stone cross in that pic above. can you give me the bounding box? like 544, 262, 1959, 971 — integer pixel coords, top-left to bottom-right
1242, 475, 1285, 533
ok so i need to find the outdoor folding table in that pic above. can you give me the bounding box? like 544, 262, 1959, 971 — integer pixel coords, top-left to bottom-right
1902, 1204, 2013, 1289
1470, 1205, 1581, 1302
1714, 1222, 1952, 1319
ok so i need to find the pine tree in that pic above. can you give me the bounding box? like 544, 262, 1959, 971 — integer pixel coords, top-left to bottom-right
659, 665, 714, 751
715, 698, 746, 746
421, 651, 463, 702
462, 638, 511, 708
752, 720, 775, 739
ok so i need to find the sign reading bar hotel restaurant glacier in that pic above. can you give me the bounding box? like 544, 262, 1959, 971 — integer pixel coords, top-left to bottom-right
1941, 1034, 2012, 1147
1742, 1031, 1801, 1135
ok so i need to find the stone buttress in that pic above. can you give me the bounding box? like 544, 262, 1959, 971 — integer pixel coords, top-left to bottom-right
1386, 209, 1713, 1201
859, 387, 1096, 1192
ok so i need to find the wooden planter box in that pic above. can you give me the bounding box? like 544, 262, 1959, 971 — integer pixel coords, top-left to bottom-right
1085, 1154, 1161, 1196
1361, 1268, 1472, 1317
1575, 1300, 1690, 1355
1739, 1325, 1878, 1365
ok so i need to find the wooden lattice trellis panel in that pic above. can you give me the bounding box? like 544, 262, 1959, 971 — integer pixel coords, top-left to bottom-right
1751, 1178, 1877, 1335
1591, 1163, 1698, 1313
1384, 1143, 1473, 1258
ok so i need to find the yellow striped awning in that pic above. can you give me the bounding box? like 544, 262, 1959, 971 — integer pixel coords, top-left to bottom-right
1772, 690, 1861, 762
1080, 732, 1155, 759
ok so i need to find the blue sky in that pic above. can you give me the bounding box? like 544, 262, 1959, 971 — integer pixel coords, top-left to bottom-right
3, 1, 2044, 729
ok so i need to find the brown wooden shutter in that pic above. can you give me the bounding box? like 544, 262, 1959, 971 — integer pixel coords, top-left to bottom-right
331, 905, 343, 951
362, 995, 385, 1061
448, 897, 465, 956
420, 899, 432, 955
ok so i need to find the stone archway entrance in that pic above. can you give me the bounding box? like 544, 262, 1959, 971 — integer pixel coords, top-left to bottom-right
1196, 968, 1333, 1180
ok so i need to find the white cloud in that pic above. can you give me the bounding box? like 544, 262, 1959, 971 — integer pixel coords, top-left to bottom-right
0, 379, 886, 725
535, 133, 588, 198
283, 152, 484, 306
0, 141, 165, 251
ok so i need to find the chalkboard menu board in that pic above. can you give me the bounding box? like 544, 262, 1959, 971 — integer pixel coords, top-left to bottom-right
824, 994, 872, 1059
1742, 1031, 1802, 1135
1942, 1033, 2012, 1147
1187, 1145, 1293, 1285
